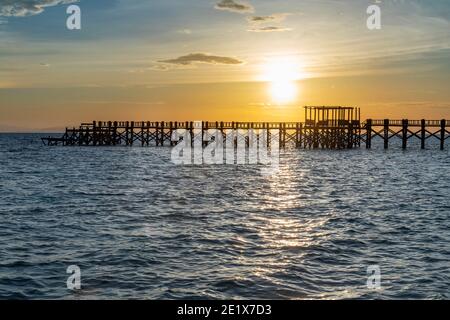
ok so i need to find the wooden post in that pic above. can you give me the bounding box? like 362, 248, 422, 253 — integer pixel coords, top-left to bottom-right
384, 119, 389, 149
402, 119, 408, 150
347, 120, 353, 149
366, 119, 372, 149
173, 122, 178, 146
92, 121, 98, 146
421, 119, 426, 150
93, 121, 97, 146
220, 121, 224, 146
299, 123, 303, 149
358, 108, 361, 147
155, 122, 160, 146
190, 121, 194, 147
160, 121, 165, 146
98, 121, 103, 146
441, 119, 446, 150
113, 121, 118, 145
313, 122, 319, 149
125, 121, 129, 146
106, 121, 111, 145
130, 121, 134, 146
141, 122, 145, 147
278, 123, 282, 148
78, 126, 83, 146
215, 121, 219, 147
146, 121, 150, 146
169, 122, 173, 146
184, 121, 189, 147
202, 121, 207, 147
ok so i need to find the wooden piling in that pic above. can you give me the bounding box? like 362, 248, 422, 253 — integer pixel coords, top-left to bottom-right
384, 119, 389, 149
160, 121, 165, 146
366, 119, 372, 149
93, 121, 98, 146
402, 119, 408, 150
421, 119, 426, 150
130, 121, 134, 146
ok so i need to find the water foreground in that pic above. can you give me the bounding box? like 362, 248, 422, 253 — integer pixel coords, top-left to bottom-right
0, 134, 449, 299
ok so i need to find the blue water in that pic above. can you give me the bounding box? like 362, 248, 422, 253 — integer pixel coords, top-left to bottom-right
0, 133, 449, 299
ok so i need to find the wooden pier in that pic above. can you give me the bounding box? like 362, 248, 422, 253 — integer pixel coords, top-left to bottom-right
363, 119, 449, 150
42, 107, 449, 150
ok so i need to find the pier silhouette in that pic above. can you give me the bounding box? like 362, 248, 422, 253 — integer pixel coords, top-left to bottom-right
42, 106, 449, 150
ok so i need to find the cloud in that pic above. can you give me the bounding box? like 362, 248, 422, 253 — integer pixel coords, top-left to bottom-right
0, 0, 77, 17
177, 29, 192, 35
215, 0, 253, 14
247, 13, 290, 24
147, 63, 186, 71
157, 53, 244, 68
248, 26, 292, 33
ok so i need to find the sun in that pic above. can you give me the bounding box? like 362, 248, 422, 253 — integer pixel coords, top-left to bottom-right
269, 80, 297, 104
261, 56, 306, 104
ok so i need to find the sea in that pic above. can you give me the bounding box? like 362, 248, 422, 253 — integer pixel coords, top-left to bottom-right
0, 133, 449, 299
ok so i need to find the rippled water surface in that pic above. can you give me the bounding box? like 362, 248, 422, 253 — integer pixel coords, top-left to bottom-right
0, 134, 449, 299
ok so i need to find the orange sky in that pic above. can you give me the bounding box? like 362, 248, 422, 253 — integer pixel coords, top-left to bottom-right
1, 0, 449, 131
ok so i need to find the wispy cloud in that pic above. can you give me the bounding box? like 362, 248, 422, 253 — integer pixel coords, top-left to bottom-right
246, 12, 292, 33
177, 29, 192, 35
247, 13, 290, 24
0, 0, 77, 17
156, 53, 244, 70
214, 0, 254, 14
248, 26, 292, 33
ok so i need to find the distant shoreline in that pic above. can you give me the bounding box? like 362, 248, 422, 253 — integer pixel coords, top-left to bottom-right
0, 132, 64, 134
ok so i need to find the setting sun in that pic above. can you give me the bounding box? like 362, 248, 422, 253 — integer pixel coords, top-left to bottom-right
269, 80, 297, 104
261, 57, 306, 104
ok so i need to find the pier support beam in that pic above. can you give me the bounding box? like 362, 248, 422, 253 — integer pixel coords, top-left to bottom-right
366, 119, 372, 149
402, 119, 408, 150
384, 119, 389, 149
146, 121, 150, 146
441, 119, 446, 150
313, 125, 319, 149
160, 121, 165, 146
125, 121, 129, 146
347, 122, 353, 149
130, 121, 134, 146
421, 119, 426, 150
141, 122, 145, 147
156, 122, 160, 146
295, 123, 301, 148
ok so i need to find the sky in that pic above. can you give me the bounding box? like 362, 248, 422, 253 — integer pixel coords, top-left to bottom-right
0, 0, 449, 131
